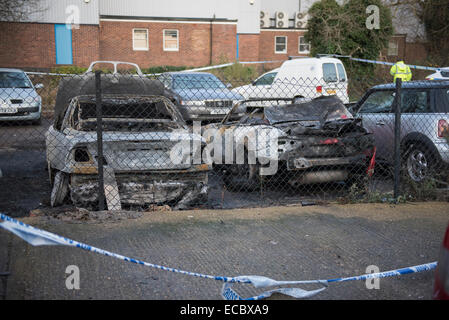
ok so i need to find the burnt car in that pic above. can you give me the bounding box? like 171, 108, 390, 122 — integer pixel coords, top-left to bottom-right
205, 95, 375, 191
46, 94, 209, 210
53, 61, 180, 131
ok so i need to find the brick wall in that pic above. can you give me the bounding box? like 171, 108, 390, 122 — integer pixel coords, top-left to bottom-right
259, 30, 308, 70
0, 22, 55, 69
72, 25, 100, 68
237, 34, 259, 62
211, 24, 236, 64
0, 22, 99, 69
99, 20, 236, 68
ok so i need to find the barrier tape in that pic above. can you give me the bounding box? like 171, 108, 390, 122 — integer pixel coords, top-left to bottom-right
0, 213, 437, 300
317, 54, 441, 72
25, 60, 284, 77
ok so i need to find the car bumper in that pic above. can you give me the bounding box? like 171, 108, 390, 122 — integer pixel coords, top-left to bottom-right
0, 105, 41, 121
178, 105, 244, 121
434, 140, 449, 164
69, 170, 209, 209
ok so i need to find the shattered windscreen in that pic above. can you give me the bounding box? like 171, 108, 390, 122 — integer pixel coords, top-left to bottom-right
69, 96, 183, 132
264, 96, 353, 125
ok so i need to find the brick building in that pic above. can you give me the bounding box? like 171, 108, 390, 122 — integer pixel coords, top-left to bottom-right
0, 0, 428, 70
0, 0, 313, 70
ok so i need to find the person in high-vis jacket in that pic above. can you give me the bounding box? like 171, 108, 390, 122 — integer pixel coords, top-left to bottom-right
390, 61, 412, 82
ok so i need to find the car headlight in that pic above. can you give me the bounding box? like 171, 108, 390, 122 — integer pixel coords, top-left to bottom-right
25, 96, 41, 106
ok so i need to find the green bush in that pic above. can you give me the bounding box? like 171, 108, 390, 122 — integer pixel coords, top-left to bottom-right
305, 0, 393, 77
141, 65, 190, 74
51, 66, 87, 74
208, 62, 257, 87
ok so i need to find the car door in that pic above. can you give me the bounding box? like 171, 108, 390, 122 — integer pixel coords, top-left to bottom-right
357, 89, 396, 163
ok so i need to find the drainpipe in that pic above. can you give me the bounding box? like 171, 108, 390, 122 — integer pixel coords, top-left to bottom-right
210, 14, 215, 65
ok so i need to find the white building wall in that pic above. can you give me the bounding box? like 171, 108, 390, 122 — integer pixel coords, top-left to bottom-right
26, 0, 99, 25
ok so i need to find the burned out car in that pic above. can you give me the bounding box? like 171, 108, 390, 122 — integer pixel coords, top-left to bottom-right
46, 95, 210, 210
205, 95, 375, 191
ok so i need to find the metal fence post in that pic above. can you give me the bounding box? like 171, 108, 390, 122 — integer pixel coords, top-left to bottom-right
95, 71, 105, 210
394, 78, 402, 199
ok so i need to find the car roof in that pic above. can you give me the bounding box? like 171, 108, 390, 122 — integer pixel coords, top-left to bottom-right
372, 80, 449, 90
282, 57, 343, 67
0, 68, 25, 73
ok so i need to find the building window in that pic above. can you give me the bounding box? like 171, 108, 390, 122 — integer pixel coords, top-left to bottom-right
163, 29, 179, 51
133, 29, 148, 51
298, 36, 310, 54
388, 40, 398, 56
275, 36, 287, 54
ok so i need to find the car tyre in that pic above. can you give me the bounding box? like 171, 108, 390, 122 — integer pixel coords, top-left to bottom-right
32, 117, 42, 126
51, 171, 69, 207
222, 149, 261, 192
404, 143, 436, 183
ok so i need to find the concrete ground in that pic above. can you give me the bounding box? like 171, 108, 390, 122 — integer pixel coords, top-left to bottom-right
0, 202, 448, 300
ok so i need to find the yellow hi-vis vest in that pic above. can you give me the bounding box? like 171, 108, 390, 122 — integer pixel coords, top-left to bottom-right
390, 61, 412, 82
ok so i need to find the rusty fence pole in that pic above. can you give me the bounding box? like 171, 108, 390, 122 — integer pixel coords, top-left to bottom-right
95, 71, 105, 210
394, 78, 402, 200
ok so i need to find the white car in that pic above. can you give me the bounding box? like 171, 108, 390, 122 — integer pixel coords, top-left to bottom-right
426, 67, 449, 80
233, 57, 349, 104
0, 68, 43, 124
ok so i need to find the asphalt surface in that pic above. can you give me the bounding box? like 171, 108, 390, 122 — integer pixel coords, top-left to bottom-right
1, 202, 448, 300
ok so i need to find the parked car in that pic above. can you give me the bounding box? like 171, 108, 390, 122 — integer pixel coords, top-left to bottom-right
353, 80, 449, 182
426, 67, 449, 81
232, 57, 349, 105
158, 72, 245, 122
205, 95, 374, 191
46, 95, 209, 210
434, 222, 449, 300
0, 68, 43, 124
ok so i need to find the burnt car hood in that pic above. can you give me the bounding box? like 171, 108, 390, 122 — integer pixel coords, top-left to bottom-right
264, 95, 365, 137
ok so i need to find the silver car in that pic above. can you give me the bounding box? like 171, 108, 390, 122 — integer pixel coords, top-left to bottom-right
0, 68, 43, 124
354, 80, 449, 182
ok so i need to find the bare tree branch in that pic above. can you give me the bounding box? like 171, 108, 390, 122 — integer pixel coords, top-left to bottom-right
0, 0, 46, 22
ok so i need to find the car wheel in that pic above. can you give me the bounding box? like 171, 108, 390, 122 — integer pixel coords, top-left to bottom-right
51, 171, 69, 207
405, 145, 435, 182
32, 117, 42, 126
222, 149, 261, 192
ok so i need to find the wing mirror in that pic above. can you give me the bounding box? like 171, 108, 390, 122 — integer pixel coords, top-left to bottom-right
34, 83, 44, 89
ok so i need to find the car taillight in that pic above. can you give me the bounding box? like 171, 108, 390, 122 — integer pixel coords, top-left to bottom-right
320, 138, 338, 145
316, 86, 322, 93
438, 119, 448, 138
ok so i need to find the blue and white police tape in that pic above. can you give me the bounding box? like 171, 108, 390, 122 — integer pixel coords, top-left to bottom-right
317, 54, 440, 72
0, 213, 437, 300
26, 60, 284, 77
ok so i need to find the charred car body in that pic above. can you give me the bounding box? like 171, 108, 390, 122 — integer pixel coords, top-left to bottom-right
46, 69, 209, 210
206, 95, 375, 190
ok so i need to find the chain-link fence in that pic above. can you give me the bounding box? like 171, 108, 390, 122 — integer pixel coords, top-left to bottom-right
1, 67, 448, 217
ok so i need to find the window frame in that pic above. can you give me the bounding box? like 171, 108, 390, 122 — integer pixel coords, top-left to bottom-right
163, 29, 179, 52
274, 36, 287, 54
132, 28, 149, 51
387, 40, 399, 56
357, 90, 396, 114
253, 72, 277, 86
298, 36, 310, 54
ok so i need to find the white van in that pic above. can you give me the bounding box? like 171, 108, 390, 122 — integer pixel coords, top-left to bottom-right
233, 57, 349, 104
